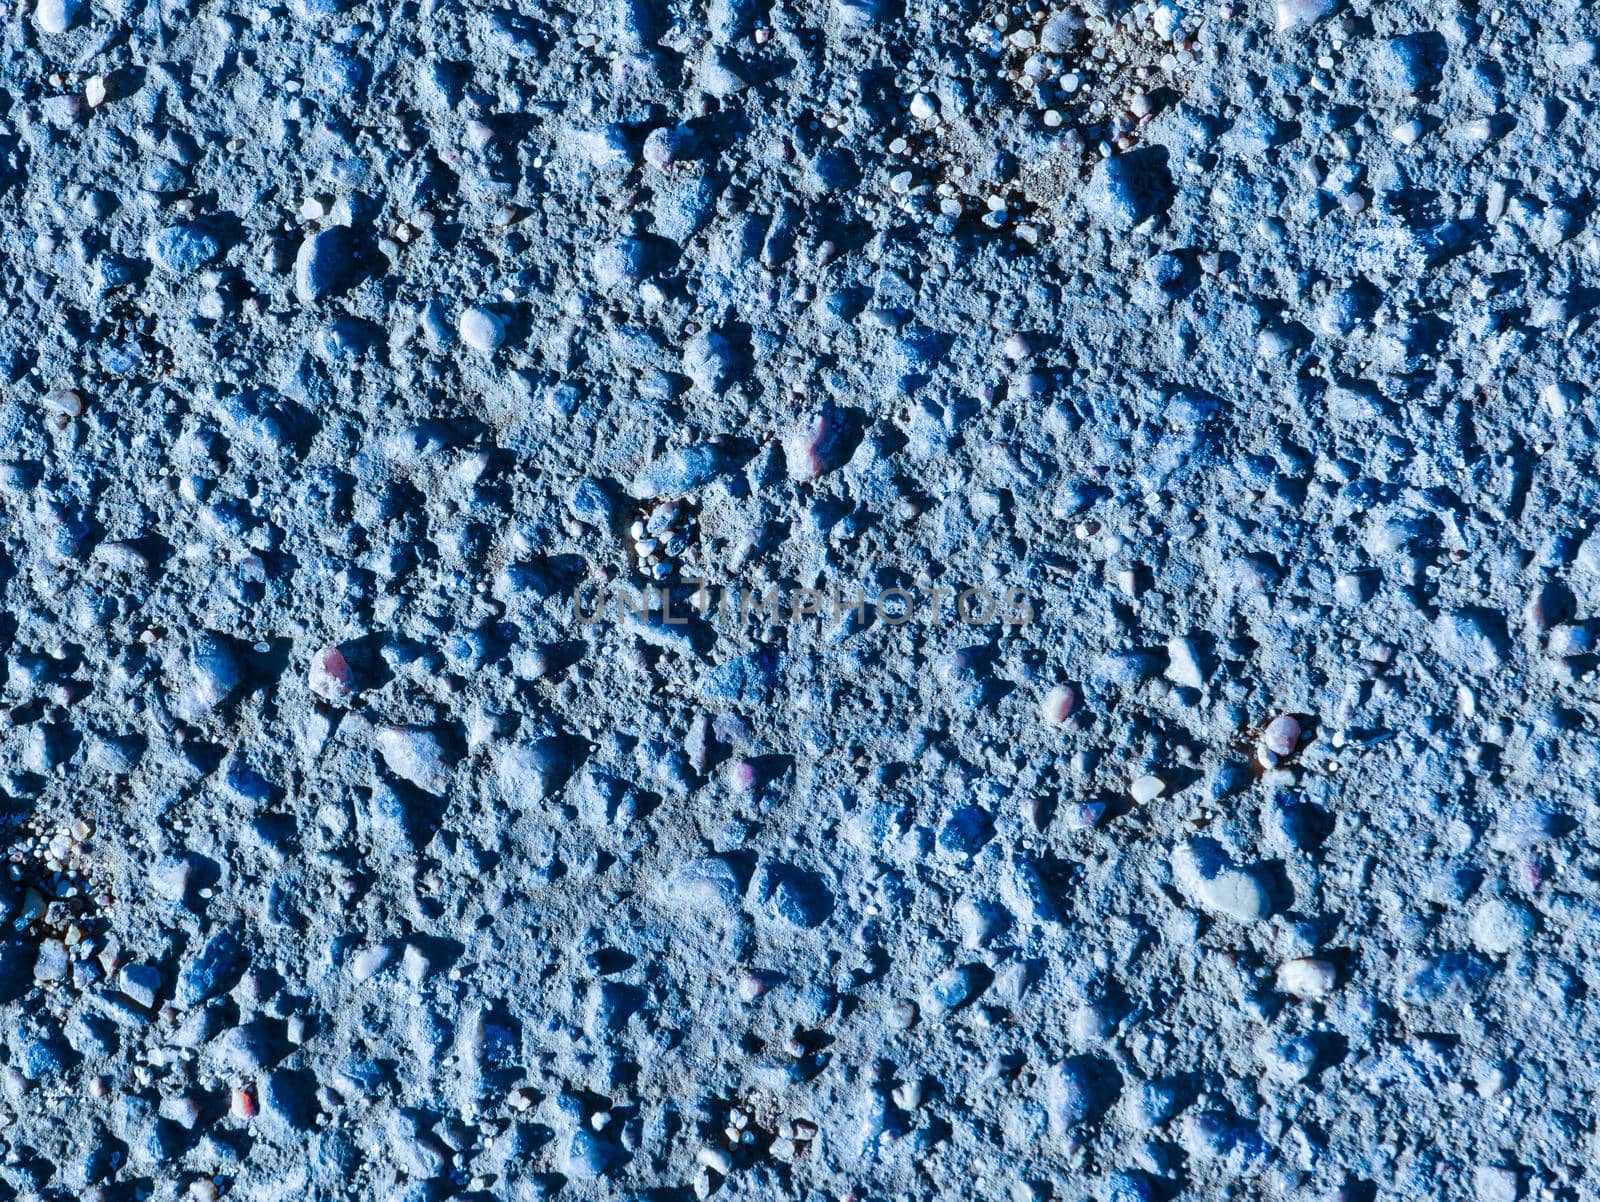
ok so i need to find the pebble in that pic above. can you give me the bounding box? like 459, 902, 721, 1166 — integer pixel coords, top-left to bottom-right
497, 738, 577, 806
34, 0, 81, 34
1260, 714, 1301, 757
569, 478, 617, 527
308, 646, 354, 701
33, 939, 69, 983
925, 964, 986, 1014
1276, 0, 1339, 33
44, 387, 85, 418
1172, 838, 1273, 923
1164, 635, 1209, 689
458, 306, 506, 353
1045, 1057, 1114, 1130
1276, 957, 1336, 999
1391, 118, 1424, 146
176, 930, 248, 1007
1401, 951, 1492, 1007
349, 944, 393, 982
783, 404, 854, 481
231, 1087, 258, 1120
1129, 774, 1166, 803
674, 326, 735, 387
1002, 856, 1062, 926
374, 725, 454, 795
1431, 610, 1506, 672
185, 633, 244, 715
294, 225, 365, 303
118, 964, 162, 1008
659, 857, 741, 914
1039, 683, 1078, 725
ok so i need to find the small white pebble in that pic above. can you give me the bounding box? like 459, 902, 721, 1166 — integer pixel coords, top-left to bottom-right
309, 646, 354, 701
34, 0, 81, 34
1261, 714, 1302, 757
44, 388, 85, 417
1040, 684, 1077, 726
1129, 774, 1166, 803
1391, 118, 1424, 146
1275, 0, 1336, 34
697, 1146, 732, 1174
458, 306, 505, 353
1277, 957, 1337, 999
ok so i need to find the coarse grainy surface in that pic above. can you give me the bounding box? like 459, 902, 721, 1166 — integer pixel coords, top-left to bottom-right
0, 0, 1598, 1199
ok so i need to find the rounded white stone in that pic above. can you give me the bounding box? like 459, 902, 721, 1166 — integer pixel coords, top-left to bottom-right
1262, 713, 1302, 757
1276, 0, 1337, 33
35, 0, 81, 34
1277, 957, 1337, 999
1129, 774, 1166, 803
1040, 684, 1077, 726
458, 306, 505, 353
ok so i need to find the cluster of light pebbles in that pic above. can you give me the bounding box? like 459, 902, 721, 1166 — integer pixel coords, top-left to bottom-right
5, 817, 109, 988
630, 498, 700, 581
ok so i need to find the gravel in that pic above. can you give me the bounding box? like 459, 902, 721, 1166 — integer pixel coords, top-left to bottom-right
0, 0, 1595, 1197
